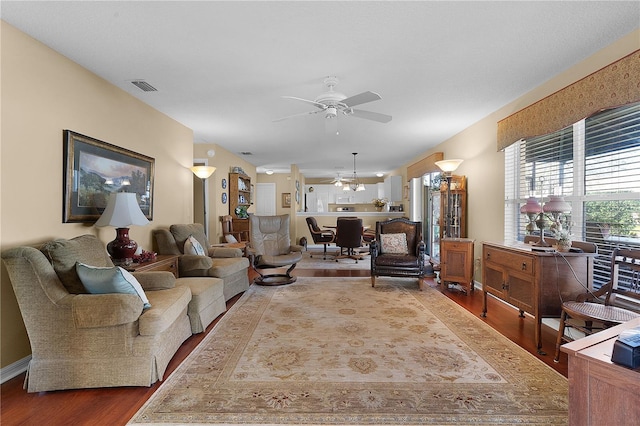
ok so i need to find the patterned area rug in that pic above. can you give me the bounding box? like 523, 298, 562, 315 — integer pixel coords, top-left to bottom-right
128, 277, 567, 425
297, 249, 370, 270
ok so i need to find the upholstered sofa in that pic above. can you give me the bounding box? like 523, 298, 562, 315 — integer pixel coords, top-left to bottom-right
153, 223, 250, 301
1, 234, 226, 392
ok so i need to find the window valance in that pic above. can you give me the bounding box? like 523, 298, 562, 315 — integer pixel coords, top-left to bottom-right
497, 50, 640, 152
407, 152, 444, 180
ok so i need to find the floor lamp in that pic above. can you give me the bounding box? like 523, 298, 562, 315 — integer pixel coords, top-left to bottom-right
190, 165, 216, 237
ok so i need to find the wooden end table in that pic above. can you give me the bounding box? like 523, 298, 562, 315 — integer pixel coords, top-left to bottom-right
125, 254, 179, 278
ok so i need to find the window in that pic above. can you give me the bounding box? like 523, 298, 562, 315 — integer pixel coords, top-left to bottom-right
505, 102, 640, 290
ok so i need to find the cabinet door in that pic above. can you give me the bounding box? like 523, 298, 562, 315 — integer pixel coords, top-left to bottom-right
505, 270, 535, 314
482, 261, 505, 298
441, 239, 474, 292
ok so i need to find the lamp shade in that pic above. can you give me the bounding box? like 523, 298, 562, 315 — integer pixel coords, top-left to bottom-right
95, 192, 149, 228
190, 165, 216, 179
435, 159, 463, 173
543, 195, 571, 213
520, 197, 542, 214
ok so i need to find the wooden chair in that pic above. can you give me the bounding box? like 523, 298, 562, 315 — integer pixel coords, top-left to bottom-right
221, 215, 249, 243
554, 247, 640, 362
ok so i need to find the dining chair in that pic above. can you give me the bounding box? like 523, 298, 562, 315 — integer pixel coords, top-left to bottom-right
334, 217, 366, 262
306, 217, 336, 259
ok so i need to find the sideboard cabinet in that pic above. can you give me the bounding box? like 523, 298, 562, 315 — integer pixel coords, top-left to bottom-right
481, 241, 596, 354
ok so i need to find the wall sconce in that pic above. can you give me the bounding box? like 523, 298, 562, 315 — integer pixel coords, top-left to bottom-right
95, 192, 149, 266
435, 159, 463, 238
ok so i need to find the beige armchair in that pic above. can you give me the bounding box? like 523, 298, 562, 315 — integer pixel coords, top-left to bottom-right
249, 214, 303, 285
1, 235, 195, 392
153, 223, 250, 301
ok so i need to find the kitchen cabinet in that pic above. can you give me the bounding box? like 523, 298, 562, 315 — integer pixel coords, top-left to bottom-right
384, 175, 403, 202
481, 241, 596, 354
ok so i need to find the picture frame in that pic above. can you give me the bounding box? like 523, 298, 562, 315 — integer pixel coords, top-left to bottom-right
63, 130, 155, 223
282, 192, 291, 208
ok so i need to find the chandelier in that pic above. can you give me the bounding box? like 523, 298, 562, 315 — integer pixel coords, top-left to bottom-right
344, 152, 365, 192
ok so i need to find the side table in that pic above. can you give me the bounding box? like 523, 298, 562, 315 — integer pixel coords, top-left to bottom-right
126, 254, 180, 278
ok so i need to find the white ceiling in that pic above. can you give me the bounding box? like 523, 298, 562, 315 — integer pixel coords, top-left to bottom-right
2, 1, 639, 178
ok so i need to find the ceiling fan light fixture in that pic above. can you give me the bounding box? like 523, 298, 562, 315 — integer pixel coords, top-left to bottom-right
325, 107, 337, 119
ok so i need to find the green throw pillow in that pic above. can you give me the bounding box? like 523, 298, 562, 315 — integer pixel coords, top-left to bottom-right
76, 262, 151, 309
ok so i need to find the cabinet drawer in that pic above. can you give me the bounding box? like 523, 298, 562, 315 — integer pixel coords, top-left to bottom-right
484, 247, 534, 276
442, 241, 471, 252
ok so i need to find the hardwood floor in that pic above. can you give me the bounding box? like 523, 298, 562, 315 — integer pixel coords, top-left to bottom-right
1, 268, 568, 425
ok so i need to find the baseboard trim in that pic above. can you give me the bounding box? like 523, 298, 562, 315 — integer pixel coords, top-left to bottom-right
1, 355, 30, 384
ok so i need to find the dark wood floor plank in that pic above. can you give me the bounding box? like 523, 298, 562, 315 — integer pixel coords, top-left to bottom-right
0, 270, 567, 425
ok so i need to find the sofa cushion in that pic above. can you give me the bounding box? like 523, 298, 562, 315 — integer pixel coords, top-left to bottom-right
184, 235, 206, 256
76, 263, 151, 309
208, 257, 251, 278
41, 235, 113, 294
169, 224, 209, 254
380, 233, 409, 255
139, 285, 192, 336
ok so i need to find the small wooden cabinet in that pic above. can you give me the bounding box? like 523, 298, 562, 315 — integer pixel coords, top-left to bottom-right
126, 255, 179, 278
481, 241, 596, 353
229, 172, 251, 218
440, 238, 474, 293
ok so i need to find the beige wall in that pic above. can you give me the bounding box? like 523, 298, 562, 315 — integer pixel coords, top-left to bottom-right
193, 144, 256, 244
403, 29, 640, 282
0, 22, 196, 367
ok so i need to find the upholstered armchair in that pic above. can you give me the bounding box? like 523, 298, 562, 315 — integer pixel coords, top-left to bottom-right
153, 223, 250, 301
249, 214, 303, 285
370, 218, 426, 288
1, 234, 196, 392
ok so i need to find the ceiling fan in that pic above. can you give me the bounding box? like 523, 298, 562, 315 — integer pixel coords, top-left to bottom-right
273, 76, 393, 125
323, 173, 353, 187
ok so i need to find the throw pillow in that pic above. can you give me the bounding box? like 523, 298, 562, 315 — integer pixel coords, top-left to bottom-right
225, 234, 239, 243
380, 233, 409, 255
184, 234, 206, 256
76, 262, 151, 309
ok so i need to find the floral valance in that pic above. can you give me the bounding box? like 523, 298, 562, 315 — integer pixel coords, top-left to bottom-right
497, 50, 640, 151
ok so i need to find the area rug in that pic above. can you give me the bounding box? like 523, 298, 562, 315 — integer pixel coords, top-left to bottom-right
128, 277, 568, 425
297, 250, 369, 270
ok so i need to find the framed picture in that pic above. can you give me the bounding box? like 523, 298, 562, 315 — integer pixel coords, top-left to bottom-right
63, 130, 155, 223
282, 192, 291, 208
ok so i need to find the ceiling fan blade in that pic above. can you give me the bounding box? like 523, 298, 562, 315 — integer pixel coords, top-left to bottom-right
341, 91, 382, 107
349, 109, 393, 123
273, 110, 322, 122
281, 96, 327, 110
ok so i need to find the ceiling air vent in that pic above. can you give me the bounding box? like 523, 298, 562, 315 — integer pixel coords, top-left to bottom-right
130, 80, 158, 92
